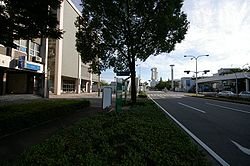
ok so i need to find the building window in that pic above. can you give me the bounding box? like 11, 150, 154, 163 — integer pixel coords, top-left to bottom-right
14, 40, 40, 56
63, 80, 75, 92
14, 40, 27, 53
29, 42, 34, 55
20, 40, 27, 52
29, 42, 40, 57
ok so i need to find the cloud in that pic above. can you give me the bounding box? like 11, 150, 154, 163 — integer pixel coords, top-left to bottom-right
141, 0, 250, 82
71, 0, 82, 11
83, 0, 250, 83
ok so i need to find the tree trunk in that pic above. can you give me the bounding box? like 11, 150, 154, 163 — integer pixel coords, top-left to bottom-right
130, 56, 136, 104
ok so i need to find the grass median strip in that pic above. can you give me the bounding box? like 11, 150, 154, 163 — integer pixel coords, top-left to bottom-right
189, 95, 250, 105
4, 99, 210, 165
0, 99, 90, 136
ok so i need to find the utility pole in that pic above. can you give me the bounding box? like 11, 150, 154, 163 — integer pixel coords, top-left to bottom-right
184, 54, 209, 95
170, 64, 175, 91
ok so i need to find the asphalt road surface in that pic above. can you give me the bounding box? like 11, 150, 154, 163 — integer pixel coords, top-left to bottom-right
147, 91, 250, 166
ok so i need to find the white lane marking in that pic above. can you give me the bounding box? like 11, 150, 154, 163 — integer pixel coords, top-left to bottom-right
231, 140, 250, 155
149, 94, 164, 98
206, 103, 250, 114
178, 102, 206, 114
148, 95, 230, 166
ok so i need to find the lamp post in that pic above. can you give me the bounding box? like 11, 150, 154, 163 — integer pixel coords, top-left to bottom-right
242, 63, 250, 91
231, 63, 249, 94
235, 73, 238, 94
170, 64, 175, 91
97, 58, 101, 97
136, 64, 141, 92
184, 54, 209, 95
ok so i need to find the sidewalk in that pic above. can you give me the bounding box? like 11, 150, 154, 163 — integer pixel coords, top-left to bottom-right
49, 92, 104, 107
0, 92, 116, 161
0, 94, 44, 105
0, 108, 102, 160
0, 92, 103, 106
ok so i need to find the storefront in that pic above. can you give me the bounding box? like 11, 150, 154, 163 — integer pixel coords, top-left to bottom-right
5, 69, 43, 95
0, 53, 44, 96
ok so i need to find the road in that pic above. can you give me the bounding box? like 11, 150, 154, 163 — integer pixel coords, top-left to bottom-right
147, 91, 250, 166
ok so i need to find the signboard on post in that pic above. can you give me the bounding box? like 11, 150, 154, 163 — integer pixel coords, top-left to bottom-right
116, 78, 123, 112
116, 71, 130, 76
102, 87, 112, 110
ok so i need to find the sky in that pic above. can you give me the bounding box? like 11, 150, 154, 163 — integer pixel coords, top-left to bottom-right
72, 0, 250, 83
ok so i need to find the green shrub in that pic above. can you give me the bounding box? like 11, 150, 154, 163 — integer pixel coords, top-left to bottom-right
138, 91, 147, 98
0, 99, 90, 136
9, 99, 210, 165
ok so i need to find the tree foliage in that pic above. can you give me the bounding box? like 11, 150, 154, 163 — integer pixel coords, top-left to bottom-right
0, 0, 63, 47
75, 0, 189, 103
155, 79, 171, 90
100, 80, 109, 86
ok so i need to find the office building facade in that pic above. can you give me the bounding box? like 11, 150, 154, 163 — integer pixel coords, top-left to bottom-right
0, 0, 99, 97
0, 38, 45, 96
150, 67, 158, 87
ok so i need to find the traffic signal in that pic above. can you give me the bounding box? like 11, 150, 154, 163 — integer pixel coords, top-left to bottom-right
203, 70, 210, 74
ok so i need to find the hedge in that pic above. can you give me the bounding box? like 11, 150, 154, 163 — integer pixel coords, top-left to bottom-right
0, 99, 90, 136
7, 99, 210, 166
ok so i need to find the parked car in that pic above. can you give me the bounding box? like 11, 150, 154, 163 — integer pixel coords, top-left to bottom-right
217, 91, 236, 97
239, 91, 250, 99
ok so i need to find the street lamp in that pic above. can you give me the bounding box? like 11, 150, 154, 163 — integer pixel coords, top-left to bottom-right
184, 54, 209, 95
242, 63, 250, 92
98, 58, 101, 97
136, 64, 141, 92
231, 63, 249, 94
170, 64, 175, 91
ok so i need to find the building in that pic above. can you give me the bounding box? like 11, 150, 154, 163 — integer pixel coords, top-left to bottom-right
151, 67, 158, 81
197, 68, 250, 93
180, 77, 195, 92
150, 67, 158, 87
0, 0, 99, 97
217, 68, 238, 76
173, 79, 181, 91
0, 38, 45, 96
47, 0, 99, 96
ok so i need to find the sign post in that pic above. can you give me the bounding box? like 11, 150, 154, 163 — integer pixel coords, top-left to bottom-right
116, 71, 130, 76
102, 86, 112, 110
116, 78, 123, 112
115, 71, 130, 112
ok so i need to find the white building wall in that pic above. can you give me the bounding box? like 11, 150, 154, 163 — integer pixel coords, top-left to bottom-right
54, 1, 64, 95
61, 0, 79, 78
53, 0, 98, 94
151, 68, 158, 81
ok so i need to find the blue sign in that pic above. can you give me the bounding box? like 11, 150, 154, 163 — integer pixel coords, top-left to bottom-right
18, 56, 25, 69
26, 63, 40, 71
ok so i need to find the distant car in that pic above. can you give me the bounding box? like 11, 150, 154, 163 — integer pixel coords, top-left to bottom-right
217, 91, 236, 97
239, 91, 250, 99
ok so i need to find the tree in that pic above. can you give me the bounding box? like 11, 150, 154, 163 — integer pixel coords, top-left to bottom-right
100, 80, 109, 86
155, 79, 171, 90
0, 0, 63, 48
75, 0, 189, 104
